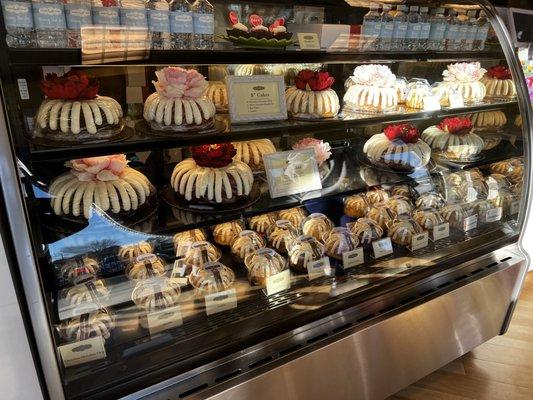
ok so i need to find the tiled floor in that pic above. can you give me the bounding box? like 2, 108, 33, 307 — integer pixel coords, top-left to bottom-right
388, 273, 533, 400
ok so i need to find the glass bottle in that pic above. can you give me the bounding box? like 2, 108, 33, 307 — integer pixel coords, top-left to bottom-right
1, 0, 35, 47
92, 0, 121, 26
418, 6, 430, 51
379, 4, 394, 51
64, 0, 92, 48
191, 0, 214, 50
32, 0, 67, 48
362, 2, 381, 51
405, 5, 420, 51
428, 7, 447, 51
169, 0, 192, 50
392, 5, 408, 51
445, 10, 459, 51
146, 0, 170, 50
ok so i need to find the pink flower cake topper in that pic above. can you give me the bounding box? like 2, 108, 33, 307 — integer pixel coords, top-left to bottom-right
67, 154, 128, 181
442, 62, 487, 83
153, 67, 208, 99
292, 137, 332, 166
351, 64, 396, 88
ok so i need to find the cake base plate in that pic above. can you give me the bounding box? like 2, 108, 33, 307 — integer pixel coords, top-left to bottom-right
356, 153, 437, 175
432, 153, 484, 165
159, 183, 262, 214
136, 119, 224, 138
26, 124, 132, 147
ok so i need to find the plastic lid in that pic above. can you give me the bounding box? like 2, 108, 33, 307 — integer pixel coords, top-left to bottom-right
322, 227, 359, 260
287, 235, 325, 270
125, 254, 167, 280
301, 213, 334, 241
131, 277, 181, 312
410, 6, 419, 11
347, 218, 384, 246
231, 230, 266, 264
245, 248, 287, 286
183, 241, 221, 268
189, 261, 236, 295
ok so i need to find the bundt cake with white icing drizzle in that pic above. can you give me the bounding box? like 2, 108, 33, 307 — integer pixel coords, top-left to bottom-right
441, 62, 487, 104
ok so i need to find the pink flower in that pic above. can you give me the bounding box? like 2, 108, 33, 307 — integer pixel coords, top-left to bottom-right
67, 154, 128, 181
153, 67, 208, 99
292, 138, 332, 166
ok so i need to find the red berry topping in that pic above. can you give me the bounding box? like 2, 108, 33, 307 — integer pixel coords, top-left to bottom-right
438, 117, 473, 135
191, 143, 237, 168
294, 70, 335, 91
383, 123, 420, 144
487, 65, 512, 80
40, 70, 99, 100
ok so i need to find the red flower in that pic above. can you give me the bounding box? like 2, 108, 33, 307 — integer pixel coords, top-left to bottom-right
41, 70, 99, 100
487, 65, 512, 80
191, 143, 236, 168
101, 0, 118, 6
438, 117, 472, 135
294, 70, 335, 91
383, 123, 419, 144
526, 76, 533, 89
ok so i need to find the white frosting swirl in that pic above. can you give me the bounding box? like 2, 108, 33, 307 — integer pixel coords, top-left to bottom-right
273, 25, 287, 34
442, 62, 487, 83
232, 22, 248, 32
252, 25, 269, 32
350, 64, 396, 88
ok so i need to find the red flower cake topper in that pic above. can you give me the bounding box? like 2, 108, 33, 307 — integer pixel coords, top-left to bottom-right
384, 123, 419, 144
294, 70, 335, 91
228, 11, 239, 25
487, 65, 512, 80
438, 117, 473, 135
192, 143, 237, 168
249, 14, 263, 27
41, 70, 99, 100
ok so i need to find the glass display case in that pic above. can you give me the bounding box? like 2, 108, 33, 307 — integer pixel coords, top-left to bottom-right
0, 1, 531, 399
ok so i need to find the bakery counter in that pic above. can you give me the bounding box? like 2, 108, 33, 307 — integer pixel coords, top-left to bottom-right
26, 99, 520, 162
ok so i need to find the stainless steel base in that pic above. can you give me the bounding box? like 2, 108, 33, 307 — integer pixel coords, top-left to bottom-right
129, 244, 527, 400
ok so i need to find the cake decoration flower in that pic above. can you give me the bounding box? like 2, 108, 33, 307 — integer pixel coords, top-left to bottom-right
437, 117, 473, 135
442, 62, 487, 82
351, 64, 396, 88
487, 65, 512, 80
41, 70, 99, 100
153, 67, 208, 99
294, 70, 335, 91
384, 123, 420, 143
292, 137, 332, 165
191, 143, 237, 168
67, 154, 128, 181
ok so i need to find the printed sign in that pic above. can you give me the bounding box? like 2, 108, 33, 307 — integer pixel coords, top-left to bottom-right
432, 223, 450, 241
266, 269, 291, 295
409, 232, 429, 251
448, 93, 464, 108
297, 32, 320, 49
205, 288, 237, 316
463, 215, 478, 232
59, 336, 106, 368
147, 306, 183, 335
510, 200, 520, 215
423, 95, 441, 111
485, 207, 503, 223
372, 237, 393, 259
342, 247, 364, 269
307, 257, 331, 280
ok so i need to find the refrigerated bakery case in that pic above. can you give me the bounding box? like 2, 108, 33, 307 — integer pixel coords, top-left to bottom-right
0, 1, 531, 399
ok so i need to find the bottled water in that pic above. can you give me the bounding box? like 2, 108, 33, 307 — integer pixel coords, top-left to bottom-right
417, 6, 430, 51
191, 0, 214, 50
169, 0, 192, 50
64, 0, 92, 48
92, 0, 120, 26
361, 2, 381, 50
392, 5, 408, 50
445, 10, 460, 51
146, 0, 171, 50
32, 0, 67, 48
120, 0, 147, 28
405, 5, 420, 51
428, 7, 447, 51
378, 4, 394, 51
1, 0, 35, 47
456, 10, 468, 50
473, 11, 489, 51
464, 10, 478, 51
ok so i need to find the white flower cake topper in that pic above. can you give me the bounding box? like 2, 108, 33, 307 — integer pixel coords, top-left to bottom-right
67, 155, 128, 182
153, 67, 208, 99
351, 64, 397, 88
442, 62, 487, 83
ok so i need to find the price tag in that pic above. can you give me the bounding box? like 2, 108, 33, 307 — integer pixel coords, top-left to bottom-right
297, 32, 321, 50
510, 200, 520, 215
342, 248, 364, 270
372, 237, 393, 259
423, 95, 441, 111
432, 223, 450, 241
485, 207, 503, 223
307, 257, 330, 280
448, 93, 464, 108
463, 215, 478, 231
487, 189, 499, 200
17, 78, 29, 100
205, 288, 237, 316
170, 259, 188, 285
147, 306, 183, 335
59, 336, 106, 368
466, 187, 478, 202
266, 269, 291, 295
409, 232, 429, 251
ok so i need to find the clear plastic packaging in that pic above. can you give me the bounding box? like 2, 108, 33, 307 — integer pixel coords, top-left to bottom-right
189, 261, 235, 295
62, 277, 110, 306
405, 79, 432, 109
490, 189, 519, 217
59, 307, 115, 342
343, 194, 370, 218
472, 199, 502, 225
490, 158, 524, 184
485, 173, 511, 197
58, 256, 101, 284
131, 277, 181, 312
347, 218, 384, 247
457, 179, 488, 203
301, 213, 334, 241
415, 192, 446, 210
394, 77, 409, 104
231, 230, 266, 263
287, 235, 325, 272
322, 227, 359, 260
367, 203, 396, 231
213, 220, 244, 246
125, 254, 167, 280
183, 241, 221, 269
412, 209, 445, 230
268, 220, 299, 255
390, 184, 412, 198
205, 81, 228, 112
249, 212, 278, 236
385, 195, 413, 216
278, 207, 307, 230
365, 188, 389, 205
388, 218, 421, 246
173, 229, 207, 257
440, 203, 470, 229
244, 248, 288, 286
480, 134, 502, 151
117, 241, 154, 262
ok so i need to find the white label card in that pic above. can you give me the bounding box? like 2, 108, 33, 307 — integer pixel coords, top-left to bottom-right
372, 237, 393, 259
266, 269, 291, 296
170, 259, 188, 285
147, 306, 183, 335
205, 288, 237, 316
485, 207, 503, 223
410, 232, 429, 251
448, 93, 464, 108
432, 223, 450, 241
307, 257, 330, 280
297, 32, 321, 50
463, 215, 478, 231
342, 247, 364, 269
510, 200, 520, 215
17, 78, 29, 100
423, 95, 441, 111
59, 336, 106, 368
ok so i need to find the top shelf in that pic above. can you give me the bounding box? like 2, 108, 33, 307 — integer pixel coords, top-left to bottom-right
6, 47, 506, 67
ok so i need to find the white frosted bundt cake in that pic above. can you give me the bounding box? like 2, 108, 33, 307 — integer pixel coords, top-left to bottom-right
480, 65, 516, 99
143, 67, 216, 132
170, 143, 254, 205
343, 64, 398, 113
421, 117, 484, 161
49, 155, 153, 219
36, 70, 123, 139
363, 123, 431, 171
441, 62, 487, 104
467, 110, 507, 131
205, 81, 228, 112
232, 139, 276, 171
285, 70, 340, 119
405, 80, 432, 110
234, 64, 268, 76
